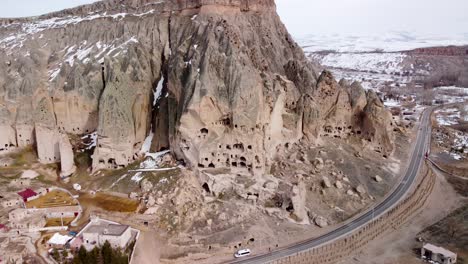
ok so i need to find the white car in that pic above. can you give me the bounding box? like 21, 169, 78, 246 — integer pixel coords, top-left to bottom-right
234, 249, 251, 258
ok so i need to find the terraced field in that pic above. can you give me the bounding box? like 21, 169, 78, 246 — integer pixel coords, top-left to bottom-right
26, 190, 78, 209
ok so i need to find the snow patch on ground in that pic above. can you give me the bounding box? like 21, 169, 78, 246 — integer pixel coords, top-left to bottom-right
436, 108, 460, 126
453, 132, 468, 154
131, 172, 144, 183
436, 86, 468, 95
145, 150, 170, 160
140, 158, 158, 170
450, 152, 462, 160
137, 150, 171, 170
434, 86, 468, 105
384, 99, 401, 107
109, 174, 128, 189
158, 178, 169, 185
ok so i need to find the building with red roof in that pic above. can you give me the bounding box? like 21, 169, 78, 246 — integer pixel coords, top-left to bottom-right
17, 189, 37, 202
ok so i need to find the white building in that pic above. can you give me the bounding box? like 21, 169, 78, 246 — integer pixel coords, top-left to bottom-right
80, 218, 132, 250
47, 233, 73, 249
422, 243, 457, 264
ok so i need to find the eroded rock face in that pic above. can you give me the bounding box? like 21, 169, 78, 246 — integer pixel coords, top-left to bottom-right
0, 0, 395, 174
362, 91, 395, 156
59, 133, 77, 177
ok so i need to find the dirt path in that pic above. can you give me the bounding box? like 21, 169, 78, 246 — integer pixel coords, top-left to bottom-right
345, 168, 465, 264
131, 230, 161, 264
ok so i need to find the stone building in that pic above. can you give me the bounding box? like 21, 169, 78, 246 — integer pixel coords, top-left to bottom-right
8, 208, 47, 232
82, 223, 131, 249
422, 243, 457, 264
1, 193, 23, 208
76, 217, 134, 250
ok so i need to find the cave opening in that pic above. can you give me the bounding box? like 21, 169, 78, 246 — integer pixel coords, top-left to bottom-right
202, 183, 210, 193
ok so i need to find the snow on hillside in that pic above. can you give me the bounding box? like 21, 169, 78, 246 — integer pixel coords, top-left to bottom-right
297, 32, 468, 53
435, 86, 468, 104
437, 86, 468, 95
310, 52, 406, 74
436, 108, 461, 126
0, 9, 156, 51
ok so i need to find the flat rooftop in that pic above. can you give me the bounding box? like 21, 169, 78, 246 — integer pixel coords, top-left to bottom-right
83, 223, 129, 236
423, 243, 457, 258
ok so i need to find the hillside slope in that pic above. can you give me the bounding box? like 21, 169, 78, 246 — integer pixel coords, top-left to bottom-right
0, 0, 394, 176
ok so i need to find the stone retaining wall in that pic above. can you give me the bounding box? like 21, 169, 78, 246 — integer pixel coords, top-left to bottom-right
269, 167, 435, 264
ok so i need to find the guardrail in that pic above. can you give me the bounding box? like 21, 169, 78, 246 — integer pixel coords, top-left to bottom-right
267, 166, 435, 264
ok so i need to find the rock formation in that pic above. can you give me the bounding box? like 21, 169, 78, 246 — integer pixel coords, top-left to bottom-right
59, 133, 77, 177
0, 0, 395, 174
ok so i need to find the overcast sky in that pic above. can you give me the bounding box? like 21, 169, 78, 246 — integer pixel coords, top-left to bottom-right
276, 0, 468, 38
1, 0, 467, 38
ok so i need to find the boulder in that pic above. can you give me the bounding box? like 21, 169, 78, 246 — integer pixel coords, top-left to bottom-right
314, 158, 324, 164
140, 179, 153, 193
374, 175, 383, 182
335, 181, 343, 189
145, 206, 159, 215
291, 182, 310, 224
314, 216, 328, 228
147, 195, 156, 207
322, 176, 332, 188
356, 185, 367, 194
218, 212, 228, 221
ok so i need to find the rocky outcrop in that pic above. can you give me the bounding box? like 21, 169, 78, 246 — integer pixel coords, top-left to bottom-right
59, 133, 77, 177
0, 107, 16, 154
361, 91, 395, 156
291, 182, 309, 224
300, 71, 395, 156
0, 0, 395, 174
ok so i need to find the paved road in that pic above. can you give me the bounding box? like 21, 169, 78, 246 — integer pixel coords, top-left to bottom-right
230, 109, 432, 264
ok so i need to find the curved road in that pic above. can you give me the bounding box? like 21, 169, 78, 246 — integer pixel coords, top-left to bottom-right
230, 109, 432, 264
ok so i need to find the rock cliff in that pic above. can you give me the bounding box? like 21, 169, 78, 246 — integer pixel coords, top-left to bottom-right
0, 0, 394, 174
